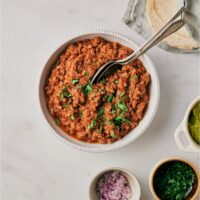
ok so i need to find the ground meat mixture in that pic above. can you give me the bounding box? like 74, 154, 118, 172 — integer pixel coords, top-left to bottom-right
45, 37, 150, 144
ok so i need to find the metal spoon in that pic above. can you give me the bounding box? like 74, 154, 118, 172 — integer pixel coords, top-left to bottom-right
91, 7, 185, 84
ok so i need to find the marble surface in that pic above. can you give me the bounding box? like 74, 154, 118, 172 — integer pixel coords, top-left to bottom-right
1, 0, 200, 199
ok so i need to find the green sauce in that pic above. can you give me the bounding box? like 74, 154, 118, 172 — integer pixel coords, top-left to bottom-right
153, 161, 197, 200
188, 101, 200, 145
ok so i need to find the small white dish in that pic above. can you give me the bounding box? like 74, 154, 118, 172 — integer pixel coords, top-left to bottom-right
38, 29, 160, 152
89, 167, 141, 200
175, 96, 200, 153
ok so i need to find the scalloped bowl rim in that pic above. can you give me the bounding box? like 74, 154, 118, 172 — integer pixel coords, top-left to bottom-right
37, 29, 160, 152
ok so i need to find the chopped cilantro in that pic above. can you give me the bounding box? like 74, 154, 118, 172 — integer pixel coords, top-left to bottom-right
55, 117, 61, 125
72, 79, 79, 85
99, 121, 104, 131
98, 108, 104, 118
63, 103, 69, 109
132, 75, 138, 80
60, 86, 71, 99
97, 88, 102, 92
120, 92, 125, 98
85, 71, 90, 76
112, 115, 131, 126
84, 80, 93, 94
110, 131, 117, 138
88, 119, 97, 129
117, 100, 127, 112
70, 115, 75, 121
77, 85, 83, 89
101, 79, 106, 85
114, 116, 123, 125
60, 93, 64, 100
107, 94, 114, 103
111, 110, 116, 114
122, 117, 131, 124
63, 91, 71, 98
96, 129, 102, 134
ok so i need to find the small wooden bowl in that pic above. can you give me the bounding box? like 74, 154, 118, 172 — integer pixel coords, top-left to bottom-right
149, 157, 200, 200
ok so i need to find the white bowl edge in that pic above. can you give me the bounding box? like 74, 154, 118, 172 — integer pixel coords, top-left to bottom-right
37, 29, 160, 153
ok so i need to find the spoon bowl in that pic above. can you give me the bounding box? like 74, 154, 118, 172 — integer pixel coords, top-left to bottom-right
91, 7, 185, 84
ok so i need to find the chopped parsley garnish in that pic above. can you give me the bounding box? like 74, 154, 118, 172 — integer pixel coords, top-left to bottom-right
97, 88, 102, 92
98, 108, 104, 118
113, 116, 123, 125
132, 75, 138, 80
117, 100, 127, 112
112, 115, 131, 126
85, 71, 90, 76
101, 79, 106, 85
88, 119, 97, 129
55, 117, 61, 125
114, 80, 118, 84
84, 80, 93, 94
106, 94, 114, 103
99, 121, 104, 131
70, 115, 75, 121
77, 85, 83, 89
63, 103, 69, 109
153, 161, 197, 200
72, 79, 79, 85
111, 110, 116, 114
119, 92, 125, 98
60, 86, 71, 99
110, 131, 117, 138
60, 93, 64, 100
122, 117, 131, 124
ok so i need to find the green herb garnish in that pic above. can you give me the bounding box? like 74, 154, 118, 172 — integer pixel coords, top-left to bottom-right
98, 108, 104, 118
132, 75, 138, 80
110, 131, 117, 138
78, 85, 83, 90
114, 80, 118, 84
117, 100, 127, 112
72, 79, 79, 85
97, 88, 102, 92
111, 110, 116, 114
106, 94, 114, 103
112, 115, 131, 126
70, 115, 75, 121
101, 79, 106, 85
85, 71, 90, 76
63, 103, 70, 109
119, 92, 125, 98
88, 119, 97, 129
55, 117, 61, 125
60, 93, 64, 100
84, 80, 93, 94
153, 161, 197, 200
60, 86, 71, 99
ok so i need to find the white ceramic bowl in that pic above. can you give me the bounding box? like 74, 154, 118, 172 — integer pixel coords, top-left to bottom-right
89, 167, 141, 200
175, 96, 200, 153
38, 30, 160, 152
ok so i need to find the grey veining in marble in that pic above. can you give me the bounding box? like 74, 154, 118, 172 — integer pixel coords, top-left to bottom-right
1, 0, 200, 200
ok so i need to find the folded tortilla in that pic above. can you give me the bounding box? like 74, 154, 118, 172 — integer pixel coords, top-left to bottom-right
146, 0, 199, 49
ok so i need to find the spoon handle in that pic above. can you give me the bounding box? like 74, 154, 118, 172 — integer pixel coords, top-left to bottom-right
119, 7, 185, 65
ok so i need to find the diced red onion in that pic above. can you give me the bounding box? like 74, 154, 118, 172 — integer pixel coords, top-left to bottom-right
96, 171, 132, 200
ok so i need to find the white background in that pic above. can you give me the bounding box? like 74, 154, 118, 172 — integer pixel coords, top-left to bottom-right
1, 0, 200, 199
